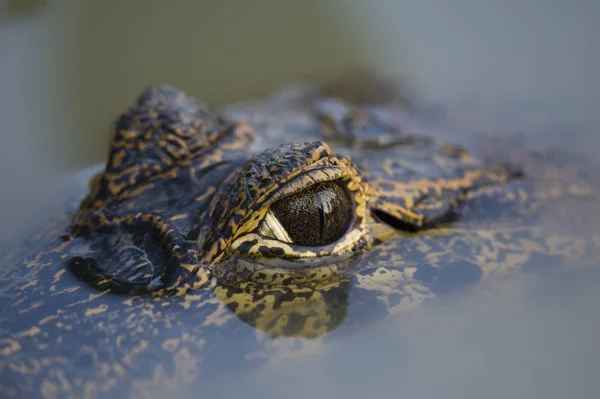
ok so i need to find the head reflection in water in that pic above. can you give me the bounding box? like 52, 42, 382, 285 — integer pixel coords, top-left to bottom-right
213, 279, 352, 338
1, 83, 598, 398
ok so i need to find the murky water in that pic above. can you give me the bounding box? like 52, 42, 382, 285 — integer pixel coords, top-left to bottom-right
1, 1, 599, 398
201, 268, 600, 399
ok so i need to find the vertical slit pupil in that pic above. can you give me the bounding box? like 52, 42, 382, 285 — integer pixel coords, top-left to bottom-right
314, 191, 326, 242
271, 181, 352, 246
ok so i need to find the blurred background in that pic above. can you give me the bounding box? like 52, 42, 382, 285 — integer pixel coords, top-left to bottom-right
1, 0, 599, 239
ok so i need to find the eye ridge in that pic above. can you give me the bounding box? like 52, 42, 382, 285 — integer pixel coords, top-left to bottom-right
269, 181, 352, 246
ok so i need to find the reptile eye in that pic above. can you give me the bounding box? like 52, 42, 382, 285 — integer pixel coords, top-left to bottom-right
261, 181, 352, 245
199, 142, 372, 282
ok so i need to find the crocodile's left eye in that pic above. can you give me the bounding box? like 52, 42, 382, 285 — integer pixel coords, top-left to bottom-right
226, 174, 370, 270
197, 142, 372, 285
262, 181, 352, 246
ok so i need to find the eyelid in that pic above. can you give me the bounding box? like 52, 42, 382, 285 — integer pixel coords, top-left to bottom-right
252, 162, 348, 211
228, 230, 364, 263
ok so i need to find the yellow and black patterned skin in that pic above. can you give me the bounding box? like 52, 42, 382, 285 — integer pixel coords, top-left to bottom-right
1, 83, 598, 398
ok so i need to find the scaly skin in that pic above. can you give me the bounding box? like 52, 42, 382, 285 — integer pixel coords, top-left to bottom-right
0, 82, 597, 398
